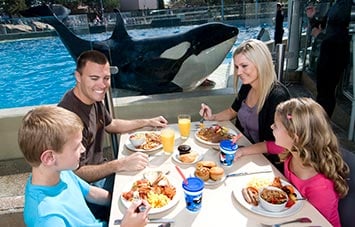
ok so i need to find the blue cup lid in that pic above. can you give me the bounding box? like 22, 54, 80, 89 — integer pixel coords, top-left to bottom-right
220, 139, 238, 151
182, 177, 204, 192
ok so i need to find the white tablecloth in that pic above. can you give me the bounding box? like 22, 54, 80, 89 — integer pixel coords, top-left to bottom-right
109, 121, 331, 227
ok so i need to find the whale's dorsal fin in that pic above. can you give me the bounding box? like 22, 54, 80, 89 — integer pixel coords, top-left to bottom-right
110, 9, 130, 40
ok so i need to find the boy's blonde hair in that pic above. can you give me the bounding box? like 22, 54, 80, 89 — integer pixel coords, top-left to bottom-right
276, 97, 349, 198
233, 39, 277, 113
18, 106, 83, 167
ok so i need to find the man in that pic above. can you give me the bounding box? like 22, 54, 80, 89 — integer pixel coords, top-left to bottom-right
306, 0, 352, 117
308, 17, 326, 74
274, 2, 284, 45
58, 50, 168, 220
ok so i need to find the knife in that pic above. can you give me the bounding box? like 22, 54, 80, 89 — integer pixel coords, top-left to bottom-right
114, 218, 175, 225
226, 170, 272, 178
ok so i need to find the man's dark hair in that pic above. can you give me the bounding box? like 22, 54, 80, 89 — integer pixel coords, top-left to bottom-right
76, 50, 108, 73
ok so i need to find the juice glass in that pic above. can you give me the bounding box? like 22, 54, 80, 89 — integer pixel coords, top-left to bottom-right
178, 114, 191, 139
160, 128, 175, 154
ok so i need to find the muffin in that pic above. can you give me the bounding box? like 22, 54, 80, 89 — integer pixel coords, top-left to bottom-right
195, 166, 210, 181
209, 166, 225, 181
196, 161, 217, 169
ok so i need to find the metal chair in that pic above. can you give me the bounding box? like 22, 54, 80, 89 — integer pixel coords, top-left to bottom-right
339, 148, 355, 227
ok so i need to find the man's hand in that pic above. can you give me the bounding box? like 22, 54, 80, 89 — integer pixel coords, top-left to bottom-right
116, 152, 149, 172
148, 116, 168, 128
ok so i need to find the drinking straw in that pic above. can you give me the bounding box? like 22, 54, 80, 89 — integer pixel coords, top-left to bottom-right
175, 165, 188, 185
231, 133, 242, 144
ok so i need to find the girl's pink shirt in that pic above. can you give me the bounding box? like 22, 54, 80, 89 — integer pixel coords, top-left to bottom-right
266, 141, 340, 227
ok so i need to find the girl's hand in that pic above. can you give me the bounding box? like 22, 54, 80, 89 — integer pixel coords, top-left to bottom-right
234, 147, 244, 161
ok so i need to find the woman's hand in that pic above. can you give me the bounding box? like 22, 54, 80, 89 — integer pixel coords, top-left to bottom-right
199, 103, 214, 121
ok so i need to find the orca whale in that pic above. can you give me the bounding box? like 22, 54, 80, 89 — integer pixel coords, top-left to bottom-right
20, 5, 239, 94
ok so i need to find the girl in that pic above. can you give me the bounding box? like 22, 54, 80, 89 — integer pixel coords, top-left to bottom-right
236, 97, 349, 226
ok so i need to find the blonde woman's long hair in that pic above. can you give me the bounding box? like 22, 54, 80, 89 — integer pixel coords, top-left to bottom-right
233, 39, 278, 113
276, 97, 349, 198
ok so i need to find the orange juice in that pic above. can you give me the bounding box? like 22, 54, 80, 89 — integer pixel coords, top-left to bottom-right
178, 114, 191, 139
160, 128, 175, 154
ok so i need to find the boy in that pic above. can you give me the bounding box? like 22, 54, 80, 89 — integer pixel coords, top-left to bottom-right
18, 106, 150, 226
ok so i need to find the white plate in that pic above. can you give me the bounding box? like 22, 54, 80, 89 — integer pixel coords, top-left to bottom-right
120, 174, 182, 214
232, 178, 304, 217
199, 174, 226, 186
194, 127, 237, 146
172, 151, 203, 165
125, 131, 162, 152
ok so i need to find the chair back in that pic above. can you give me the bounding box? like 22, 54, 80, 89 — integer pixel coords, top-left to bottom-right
339, 148, 355, 227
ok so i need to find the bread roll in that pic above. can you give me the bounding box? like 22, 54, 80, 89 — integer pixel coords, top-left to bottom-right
209, 166, 224, 181
179, 151, 198, 163
195, 166, 210, 181
196, 161, 216, 169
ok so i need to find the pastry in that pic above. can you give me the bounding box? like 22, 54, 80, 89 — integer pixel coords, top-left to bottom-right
179, 151, 198, 163
195, 166, 210, 181
196, 161, 217, 169
209, 166, 225, 181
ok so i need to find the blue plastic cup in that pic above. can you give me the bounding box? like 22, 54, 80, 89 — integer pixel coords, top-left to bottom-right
182, 177, 204, 212
219, 139, 238, 166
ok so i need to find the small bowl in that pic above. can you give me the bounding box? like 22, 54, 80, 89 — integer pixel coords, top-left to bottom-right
178, 144, 191, 155
129, 133, 146, 148
259, 186, 288, 212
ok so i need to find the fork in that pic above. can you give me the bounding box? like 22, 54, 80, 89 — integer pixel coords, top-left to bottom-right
261, 217, 312, 227
199, 111, 206, 128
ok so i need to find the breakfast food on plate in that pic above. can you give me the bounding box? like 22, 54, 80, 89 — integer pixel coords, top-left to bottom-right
209, 166, 225, 181
129, 133, 146, 147
122, 171, 176, 209
260, 187, 288, 205
242, 186, 259, 206
197, 124, 233, 143
195, 166, 210, 181
246, 177, 272, 190
241, 176, 298, 208
196, 160, 217, 169
179, 151, 198, 163
130, 132, 161, 150
195, 161, 224, 182
177, 144, 198, 163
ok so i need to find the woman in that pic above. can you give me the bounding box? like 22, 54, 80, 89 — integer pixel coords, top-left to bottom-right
200, 39, 290, 169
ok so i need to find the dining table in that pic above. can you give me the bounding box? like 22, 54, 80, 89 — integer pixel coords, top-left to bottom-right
108, 121, 332, 227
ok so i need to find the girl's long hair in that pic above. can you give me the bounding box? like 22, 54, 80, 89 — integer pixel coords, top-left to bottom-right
276, 97, 349, 198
